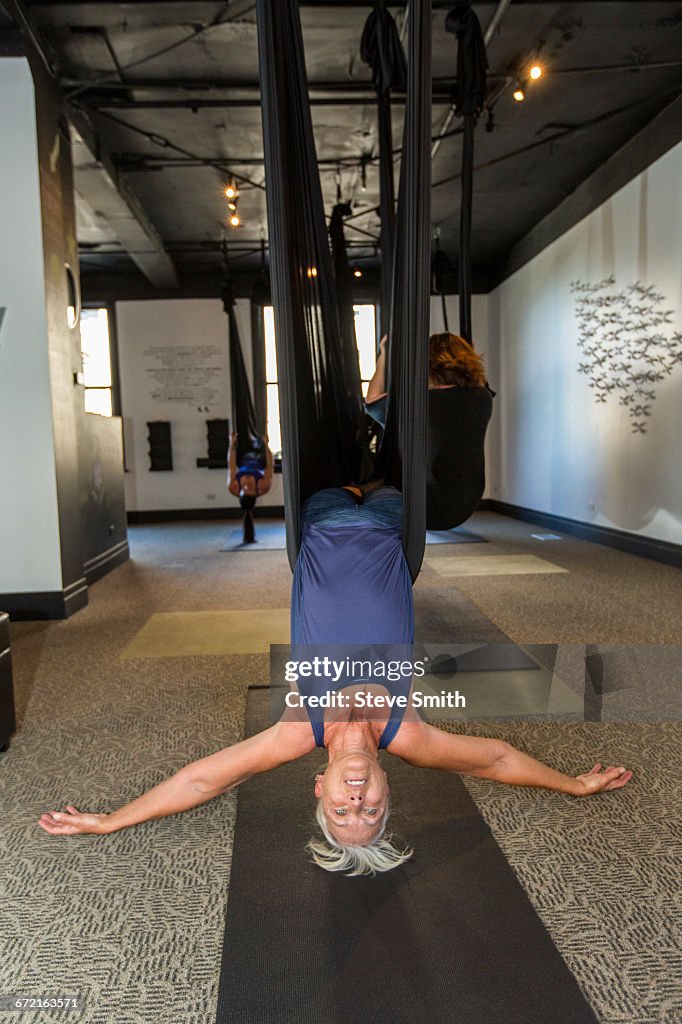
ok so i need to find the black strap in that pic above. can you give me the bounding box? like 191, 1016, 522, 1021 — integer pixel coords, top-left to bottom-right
360, 3, 406, 339
378, 0, 432, 581
445, 2, 488, 345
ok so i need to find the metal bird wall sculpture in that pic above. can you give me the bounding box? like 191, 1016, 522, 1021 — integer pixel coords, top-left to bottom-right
571, 275, 682, 434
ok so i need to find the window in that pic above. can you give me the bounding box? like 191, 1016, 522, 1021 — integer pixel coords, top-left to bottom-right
263, 305, 281, 455
263, 304, 377, 452
353, 304, 377, 397
80, 308, 113, 416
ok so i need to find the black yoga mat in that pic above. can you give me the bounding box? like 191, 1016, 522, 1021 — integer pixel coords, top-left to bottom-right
215, 688, 597, 1024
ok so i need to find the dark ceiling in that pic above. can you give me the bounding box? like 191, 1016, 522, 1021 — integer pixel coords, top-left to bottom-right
6, 1, 682, 292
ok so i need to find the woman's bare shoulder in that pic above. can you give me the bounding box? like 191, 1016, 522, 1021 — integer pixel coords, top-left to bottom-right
384, 718, 431, 758
273, 716, 317, 757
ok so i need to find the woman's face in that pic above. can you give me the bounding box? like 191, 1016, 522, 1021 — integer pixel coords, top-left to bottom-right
315, 753, 390, 846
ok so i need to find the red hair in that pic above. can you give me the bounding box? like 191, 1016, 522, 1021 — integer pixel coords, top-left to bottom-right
428, 332, 487, 388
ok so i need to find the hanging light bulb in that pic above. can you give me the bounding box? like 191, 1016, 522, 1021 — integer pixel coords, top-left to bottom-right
513, 81, 526, 102
353, 267, 362, 278
230, 213, 241, 228
529, 64, 542, 80
307, 266, 318, 278
225, 182, 238, 199
227, 201, 237, 211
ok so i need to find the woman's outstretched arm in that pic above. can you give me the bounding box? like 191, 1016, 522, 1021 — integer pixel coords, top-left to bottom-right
227, 431, 240, 495
260, 440, 274, 491
389, 722, 632, 796
365, 335, 388, 404
38, 721, 315, 836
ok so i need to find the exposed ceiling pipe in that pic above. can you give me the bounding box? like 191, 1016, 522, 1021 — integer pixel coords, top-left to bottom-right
1, 0, 57, 75
398, 3, 409, 45
482, 0, 512, 47
431, 0, 512, 160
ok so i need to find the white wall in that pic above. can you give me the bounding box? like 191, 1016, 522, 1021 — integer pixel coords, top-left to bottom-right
429, 293, 489, 353
117, 298, 284, 511
486, 142, 682, 544
0, 59, 63, 592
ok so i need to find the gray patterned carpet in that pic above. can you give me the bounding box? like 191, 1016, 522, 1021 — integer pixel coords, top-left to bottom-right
1, 514, 681, 1024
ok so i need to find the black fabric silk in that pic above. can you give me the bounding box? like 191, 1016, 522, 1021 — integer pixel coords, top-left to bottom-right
256, 0, 368, 570
360, 4, 407, 339
445, 2, 488, 345
256, 0, 431, 580
425, 386, 493, 529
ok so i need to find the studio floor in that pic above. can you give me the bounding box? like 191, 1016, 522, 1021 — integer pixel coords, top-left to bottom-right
2, 511, 681, 1024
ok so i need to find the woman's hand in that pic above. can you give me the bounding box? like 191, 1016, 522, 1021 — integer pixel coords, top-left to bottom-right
573, 763, 633, 796
38, 806, 111, 836
379, 334, 388, 353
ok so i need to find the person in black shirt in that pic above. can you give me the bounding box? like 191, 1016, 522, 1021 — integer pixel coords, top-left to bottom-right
366, 332, 494, 530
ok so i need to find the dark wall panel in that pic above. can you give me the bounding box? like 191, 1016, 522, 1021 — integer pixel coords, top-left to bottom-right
79, 413, 128, 573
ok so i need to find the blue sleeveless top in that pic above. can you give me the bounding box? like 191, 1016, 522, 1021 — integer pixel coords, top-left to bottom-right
235, 452, 265, 493
290, 486, 414, 749
294, 675, 413, 750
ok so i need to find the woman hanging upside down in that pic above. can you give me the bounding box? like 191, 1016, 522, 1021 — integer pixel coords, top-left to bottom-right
227, 432, 274, 542
38, 486, 632, 876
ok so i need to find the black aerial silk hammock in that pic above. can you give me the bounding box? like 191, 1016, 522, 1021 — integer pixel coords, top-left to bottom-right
358, 1, 492, 532
255, 0, 432, 581
222, 260, 266, 543
428, 2, 493, 531
425, 386, 493, 529
375, 0, 432, 574
250, 236, 270, 444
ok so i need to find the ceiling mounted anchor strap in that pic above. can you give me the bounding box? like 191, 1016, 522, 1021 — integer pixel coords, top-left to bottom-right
445, 1, 489, 346
360, 2, 407, 338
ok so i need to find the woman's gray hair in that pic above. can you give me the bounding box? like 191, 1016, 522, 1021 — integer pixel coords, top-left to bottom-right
307, 799, 413, 876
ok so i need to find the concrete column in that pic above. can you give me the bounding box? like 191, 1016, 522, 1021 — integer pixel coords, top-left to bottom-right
0, 56, 88, 617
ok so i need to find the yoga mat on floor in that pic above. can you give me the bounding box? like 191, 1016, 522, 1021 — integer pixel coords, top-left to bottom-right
425, 528, 485, 544
215, 688, 597, 1024
422, 642, 539, 673
220, 523, 287, 550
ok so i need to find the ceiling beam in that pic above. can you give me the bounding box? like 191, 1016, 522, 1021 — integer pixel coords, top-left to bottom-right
83, 94, 458, 110
69, 107, 180, 288
27, 0, 467, 9
59, 60, 678, 104
60, 75, 465, 95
